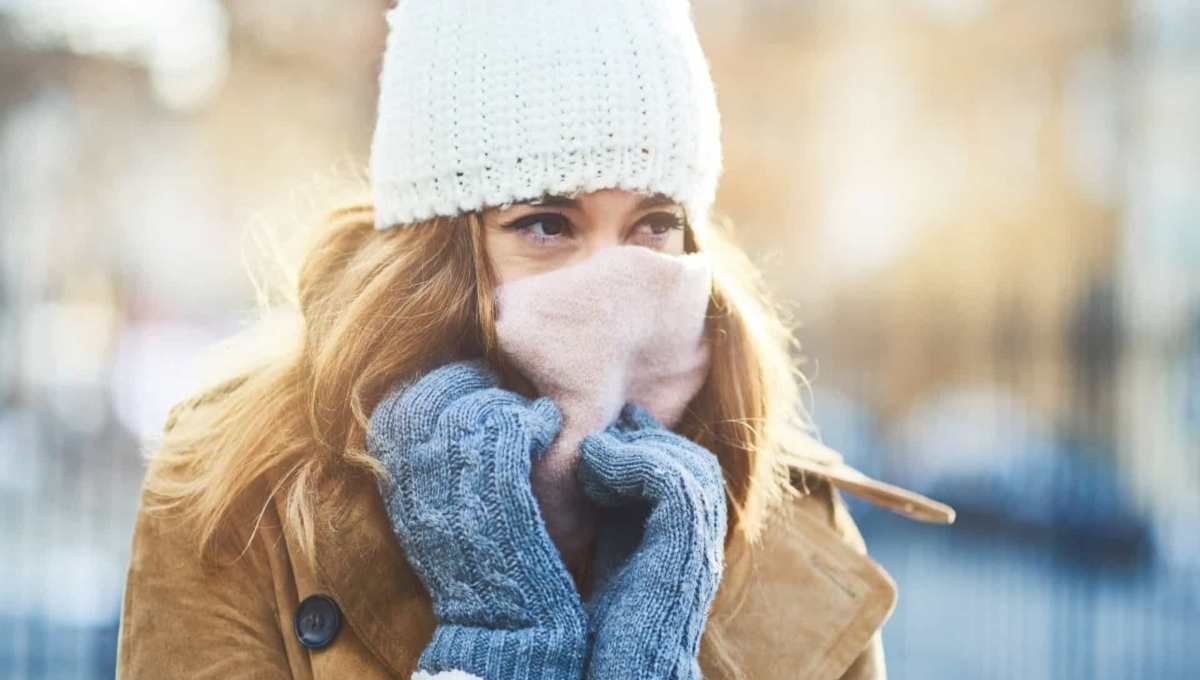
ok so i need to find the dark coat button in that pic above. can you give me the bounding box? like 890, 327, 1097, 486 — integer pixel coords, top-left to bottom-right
294, 594, 341, 649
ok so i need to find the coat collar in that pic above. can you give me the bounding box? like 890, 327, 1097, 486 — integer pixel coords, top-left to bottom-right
308, 464, 922, 680
712, 480, 898, 679
790, 435, 956, 525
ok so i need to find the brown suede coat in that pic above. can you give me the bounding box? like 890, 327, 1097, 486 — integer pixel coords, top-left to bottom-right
117, 408, 953, 680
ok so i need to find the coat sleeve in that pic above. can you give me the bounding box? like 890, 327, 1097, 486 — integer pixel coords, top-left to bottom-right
116, 485, 294, 679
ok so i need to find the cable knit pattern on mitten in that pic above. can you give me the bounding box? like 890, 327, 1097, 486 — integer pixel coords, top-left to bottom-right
368, 360, 588, 679
577, 403, 727, 680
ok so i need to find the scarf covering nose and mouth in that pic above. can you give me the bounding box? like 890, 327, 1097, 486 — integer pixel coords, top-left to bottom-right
493, 245, 714, 563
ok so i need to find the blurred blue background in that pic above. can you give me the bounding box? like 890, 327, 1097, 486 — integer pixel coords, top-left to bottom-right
0, 0, 1197, 678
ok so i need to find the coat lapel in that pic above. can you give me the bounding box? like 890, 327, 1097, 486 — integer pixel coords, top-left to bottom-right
309, 468, 435, 678
790, 436, 956, 525
707, 483, 899, 680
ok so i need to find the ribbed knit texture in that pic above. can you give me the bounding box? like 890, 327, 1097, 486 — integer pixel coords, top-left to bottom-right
412, 672, 484, 680
369, 0, 723, 230
367, 360, 588, 679
494, 245, 713, 565
577, 403, 727, 679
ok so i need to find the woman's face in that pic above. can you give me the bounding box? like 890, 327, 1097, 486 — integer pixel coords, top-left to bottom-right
481, 188, 687, 284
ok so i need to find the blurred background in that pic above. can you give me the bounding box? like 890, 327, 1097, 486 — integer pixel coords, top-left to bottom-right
0, 0, 1197, 678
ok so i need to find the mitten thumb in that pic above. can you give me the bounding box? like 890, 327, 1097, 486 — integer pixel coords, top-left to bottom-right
578, 430, 651, 507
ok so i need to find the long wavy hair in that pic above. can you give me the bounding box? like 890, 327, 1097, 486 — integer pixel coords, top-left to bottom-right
143, 200, 823, 678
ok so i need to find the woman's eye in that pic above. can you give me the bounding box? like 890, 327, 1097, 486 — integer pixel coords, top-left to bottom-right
635, 212, 686, 237
508, 213, 571, 238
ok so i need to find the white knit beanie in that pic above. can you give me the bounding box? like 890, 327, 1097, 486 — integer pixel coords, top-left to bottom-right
369, 0, 723, 230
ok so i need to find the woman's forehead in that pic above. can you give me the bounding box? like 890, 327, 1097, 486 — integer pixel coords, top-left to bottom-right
496, 190, 681, 212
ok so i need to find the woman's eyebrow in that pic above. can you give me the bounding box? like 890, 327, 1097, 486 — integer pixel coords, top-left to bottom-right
636, 193, 677, 210
528, 194, 581, 209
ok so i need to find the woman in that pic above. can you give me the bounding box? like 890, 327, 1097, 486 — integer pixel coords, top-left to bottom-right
116, 1, 953, 678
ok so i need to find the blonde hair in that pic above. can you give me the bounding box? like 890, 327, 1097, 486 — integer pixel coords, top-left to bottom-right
145, 202, 817, 679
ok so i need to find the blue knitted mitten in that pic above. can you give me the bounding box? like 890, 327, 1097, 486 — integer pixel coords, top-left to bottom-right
577, 403, 728, 680
367, 359, 588, 679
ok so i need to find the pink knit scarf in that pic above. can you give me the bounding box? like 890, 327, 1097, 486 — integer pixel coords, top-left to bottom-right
494, 245, 713, 563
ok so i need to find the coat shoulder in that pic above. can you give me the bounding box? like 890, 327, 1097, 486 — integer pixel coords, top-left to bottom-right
117, 474, 292, 678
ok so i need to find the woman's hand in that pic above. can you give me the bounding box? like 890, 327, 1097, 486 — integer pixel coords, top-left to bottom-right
368, 359, 587, 679
577, 403, 727, 680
